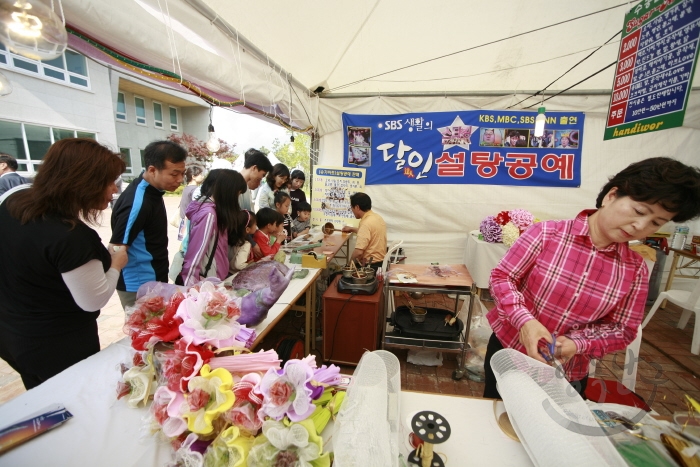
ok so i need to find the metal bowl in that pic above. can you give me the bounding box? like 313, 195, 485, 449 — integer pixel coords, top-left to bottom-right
410, 307, 427, 323
409, 292, 424, 300
363, 267, 375, 280
342, 267, 354, 279
352, 273, 368, 284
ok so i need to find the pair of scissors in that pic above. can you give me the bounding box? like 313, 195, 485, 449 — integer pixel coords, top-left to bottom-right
539, 333, 557, 363
539, 333, 566, 374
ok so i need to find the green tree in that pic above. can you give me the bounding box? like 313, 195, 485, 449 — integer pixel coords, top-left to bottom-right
272, 132, 311, 177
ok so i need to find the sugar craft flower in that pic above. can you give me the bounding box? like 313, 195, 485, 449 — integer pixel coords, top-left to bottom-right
176, 282, 243, 349
247, 420, 330, 467
202, 426, 254, 467
501, 222, 521, 248
224, 373, 265, 435
480, 209, 536, 246
120, 350, 157, 408
259, 359, 316, 422
479, 216, 502, 243
509, 208, 534, 232
125, 292, 185, 351
183, 364, 236, 435
161, 337, 215, 393
152, 386, 187, 438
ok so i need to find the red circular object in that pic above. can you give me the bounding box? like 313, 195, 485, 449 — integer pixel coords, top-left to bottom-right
409, 432, 424, 449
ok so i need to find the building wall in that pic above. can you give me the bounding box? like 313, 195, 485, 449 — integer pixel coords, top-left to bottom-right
0, 55, 118, 175
111, 70, 209, 175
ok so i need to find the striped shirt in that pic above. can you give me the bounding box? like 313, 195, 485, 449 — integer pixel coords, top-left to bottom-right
486, 210, 648, 381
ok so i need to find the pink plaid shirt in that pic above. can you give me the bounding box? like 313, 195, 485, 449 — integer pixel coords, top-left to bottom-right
486, 210, 648, 381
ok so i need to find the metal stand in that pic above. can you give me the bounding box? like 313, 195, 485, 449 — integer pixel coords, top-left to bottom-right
382, 277, 475, 381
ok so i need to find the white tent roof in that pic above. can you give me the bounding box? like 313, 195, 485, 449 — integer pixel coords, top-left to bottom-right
59, 0, 700, 265
61, 0, 669, 131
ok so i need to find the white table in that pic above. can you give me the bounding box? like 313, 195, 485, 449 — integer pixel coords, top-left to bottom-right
463, 230, 508, 290
0, 339, 531, 466
250, 267, 322, 353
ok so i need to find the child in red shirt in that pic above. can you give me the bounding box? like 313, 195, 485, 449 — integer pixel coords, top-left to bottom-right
252, 207, 284, 260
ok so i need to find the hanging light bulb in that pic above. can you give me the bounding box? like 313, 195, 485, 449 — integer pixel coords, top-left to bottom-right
0, 0, 67, 61
534, 107, 546, 138
289, 134, 295, 154
0, 70, 12, 96
205, 106, 220, 153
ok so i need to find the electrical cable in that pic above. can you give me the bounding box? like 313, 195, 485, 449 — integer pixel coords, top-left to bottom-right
326, 1, 638, 93
507, 29, 622, 109
366, 42, 620, 84
324, 292, 356, 365
523, 61, 617, 109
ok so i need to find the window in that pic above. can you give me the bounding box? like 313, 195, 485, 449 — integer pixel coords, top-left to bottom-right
24, 125, 52, 170
140, 149, 146, 169
134, 97, 146, 125
52, 128, 96, 142
116, 92, 127, 121
0, 119, 98, 175
52, 128, 75, 141
119, 148, 133, 173
0, 120, 28, 164
0, 45, 90, 89
153, 102, 163, 129
169, 106, 179, 131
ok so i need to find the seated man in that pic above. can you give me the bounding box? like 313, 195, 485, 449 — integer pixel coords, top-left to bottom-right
342, 192, 387, 270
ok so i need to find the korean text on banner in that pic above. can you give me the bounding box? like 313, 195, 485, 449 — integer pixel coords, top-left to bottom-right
310, 166, 366, 229
342, 110, 584, 187
605, 0, 700, 140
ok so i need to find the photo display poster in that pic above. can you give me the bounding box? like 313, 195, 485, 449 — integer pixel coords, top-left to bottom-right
605, 0, 700, 140
342, 110, 584, 187
310, 165, 366, 229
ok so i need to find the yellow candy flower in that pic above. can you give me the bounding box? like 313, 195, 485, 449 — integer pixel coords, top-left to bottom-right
183, 364, 235, 435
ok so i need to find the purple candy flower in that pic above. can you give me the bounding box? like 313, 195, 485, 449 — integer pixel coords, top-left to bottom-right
480, 216, 503, 243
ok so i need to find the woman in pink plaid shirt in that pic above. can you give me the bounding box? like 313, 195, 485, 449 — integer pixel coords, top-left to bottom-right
484, 157, 700, 399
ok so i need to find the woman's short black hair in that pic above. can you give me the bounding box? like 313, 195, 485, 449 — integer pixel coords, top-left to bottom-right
595, 157, 700, 222
265, 163, 290, 189
290, 169, 305, 181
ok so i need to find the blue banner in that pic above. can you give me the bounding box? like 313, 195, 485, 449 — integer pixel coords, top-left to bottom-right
342, 110, 584, 186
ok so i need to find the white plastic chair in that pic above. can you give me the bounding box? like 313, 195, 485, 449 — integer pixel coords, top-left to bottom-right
587, 325, 642, 392
381, 240, 404, 317
642, 278, 700, 354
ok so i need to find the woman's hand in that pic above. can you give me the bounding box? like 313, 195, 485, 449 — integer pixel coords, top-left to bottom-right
554, 336, 577, 364
108, 244, 128, 271
518, 320, 552, 364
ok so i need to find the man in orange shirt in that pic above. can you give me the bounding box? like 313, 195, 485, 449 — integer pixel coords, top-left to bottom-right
342, 192, 387, 270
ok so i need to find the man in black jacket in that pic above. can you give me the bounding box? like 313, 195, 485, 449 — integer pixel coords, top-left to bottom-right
0, 154, 30, 196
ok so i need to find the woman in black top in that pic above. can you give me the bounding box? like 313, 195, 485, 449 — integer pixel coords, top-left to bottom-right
0, 139, 128, 389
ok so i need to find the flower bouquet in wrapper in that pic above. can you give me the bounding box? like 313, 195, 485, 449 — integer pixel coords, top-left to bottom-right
116, 277, 345, 467
479, 209, 536, 247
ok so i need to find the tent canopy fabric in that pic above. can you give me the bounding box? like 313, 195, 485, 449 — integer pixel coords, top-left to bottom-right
62, 0, 661, 131
60, 0, 700, 265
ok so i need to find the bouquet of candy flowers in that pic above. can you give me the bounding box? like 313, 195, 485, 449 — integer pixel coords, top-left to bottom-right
479, 209, 535, 247
116, 280, 344, 467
